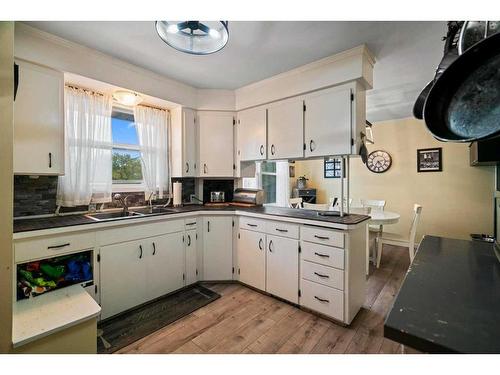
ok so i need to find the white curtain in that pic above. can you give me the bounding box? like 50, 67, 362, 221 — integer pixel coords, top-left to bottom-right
56, 87, 113, 207
134, 105, 170, 199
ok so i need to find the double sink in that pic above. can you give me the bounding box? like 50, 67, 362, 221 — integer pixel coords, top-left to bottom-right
85, 207, 178, 222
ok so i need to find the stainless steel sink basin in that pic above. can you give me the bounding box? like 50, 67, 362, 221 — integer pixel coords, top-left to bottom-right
132, 207, 178, 215
85, 211, 144, 221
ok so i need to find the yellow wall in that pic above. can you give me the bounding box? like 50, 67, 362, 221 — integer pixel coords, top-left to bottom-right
295, 117, 495, 242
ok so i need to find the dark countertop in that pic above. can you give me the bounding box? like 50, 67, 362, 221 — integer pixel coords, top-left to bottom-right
13, 205, 370, 233
384, 235, 500, 353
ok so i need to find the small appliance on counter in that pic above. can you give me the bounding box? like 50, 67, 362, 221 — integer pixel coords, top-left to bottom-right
210, 191, 225, 203
232, 188, 265, 207
296, 176, 309, 189
292, 188, 317, 204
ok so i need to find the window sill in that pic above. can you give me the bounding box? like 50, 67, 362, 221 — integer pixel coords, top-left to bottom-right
112, 183, 145, 193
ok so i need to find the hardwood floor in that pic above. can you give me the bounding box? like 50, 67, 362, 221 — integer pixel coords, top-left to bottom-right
117, 244, 419, 354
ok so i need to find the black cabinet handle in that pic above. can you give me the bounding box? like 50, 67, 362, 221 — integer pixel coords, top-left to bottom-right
186, 162, 189, 173
14, 63, 19, 101
314, 252, 330, 258
187, 234, 191, 246
246, 223, 258, 227
271, 144, 275, 155
314, 272, 329, 279
49, 153, 52, 168
186, 222, 196, 226
310, 140, 316, 152
258, 238, 263, 250
314, 235, 330, 240
314, 296, 330, 303
207, 221, 210, 233
260, 145, 264, 155
152, 242, 156, 255
47, 243, 70, 249
269, 240, 274, 253
139, 245, 143, 259
275, 228, 288, 233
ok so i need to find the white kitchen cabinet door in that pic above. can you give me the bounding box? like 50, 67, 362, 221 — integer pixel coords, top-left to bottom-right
184, 108, 197, 177
267, 97, 304, 160
237, 106, 267, 161
171, 107, 197, 177
14, 59, 64, 175
237, 229, 266, 290
266, 235, 299, 304
99, 239, 147, 319
185, 229, 198, 285
146, 232, 185, 301
304, 87, 352, 157
202, 216, 233, 281
198, 111, 234, 177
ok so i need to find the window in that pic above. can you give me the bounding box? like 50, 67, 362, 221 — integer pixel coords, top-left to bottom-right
324, 157, 342, 178
242, 161, 289, 206
111, 108, 144, 189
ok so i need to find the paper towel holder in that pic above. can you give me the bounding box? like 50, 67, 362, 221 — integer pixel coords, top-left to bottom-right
173, 182, 183, 207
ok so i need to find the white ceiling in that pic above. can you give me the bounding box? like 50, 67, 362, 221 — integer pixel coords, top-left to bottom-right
25, 21, 447, 122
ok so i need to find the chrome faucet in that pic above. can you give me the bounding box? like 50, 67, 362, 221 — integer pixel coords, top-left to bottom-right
113, 193, 130, 215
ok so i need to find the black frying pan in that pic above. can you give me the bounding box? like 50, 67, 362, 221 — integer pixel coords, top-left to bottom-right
423, 31, 500, 142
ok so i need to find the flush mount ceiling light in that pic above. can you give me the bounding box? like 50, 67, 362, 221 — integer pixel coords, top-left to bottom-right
155, 21, 229, 55
112, 90, 143, 106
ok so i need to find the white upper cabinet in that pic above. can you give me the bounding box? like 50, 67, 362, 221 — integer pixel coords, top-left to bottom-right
198, 111, 234, 177
237, 106, 267, 161
14, 59, 64, 175
304, 87, 353, 157
171, 107, 197, 177
267, 97, 304, 160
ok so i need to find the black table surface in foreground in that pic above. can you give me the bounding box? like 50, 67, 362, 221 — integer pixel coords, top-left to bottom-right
384, 235, 500, 353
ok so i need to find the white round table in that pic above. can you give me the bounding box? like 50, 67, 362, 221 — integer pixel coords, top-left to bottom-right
368, 211, 401, 226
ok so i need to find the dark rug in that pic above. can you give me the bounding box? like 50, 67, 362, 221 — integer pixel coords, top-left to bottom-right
97, 285, 220, 354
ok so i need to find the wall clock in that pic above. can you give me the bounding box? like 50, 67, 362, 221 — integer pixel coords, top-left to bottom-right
366, 150, 392, 173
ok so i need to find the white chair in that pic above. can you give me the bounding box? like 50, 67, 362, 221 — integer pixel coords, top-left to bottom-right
329, 197, 352, 209
302, 202, 329, 211
289, 197, 303, 208
376, 204, 423, 267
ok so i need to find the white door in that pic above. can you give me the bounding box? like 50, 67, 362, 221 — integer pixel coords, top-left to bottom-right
99, 239, 147, 319
237, 229, 266, 290
267, 97, 304, 160
266, 235, 299, 304
203, 216, 233, 280
183, 108, 197, 177
237, 106, 267, 161
185, 229, 198, 285
198, 111, 234, 177
304, 88, 352, 157
146, 232, 185, 300
14, 59, 64, 175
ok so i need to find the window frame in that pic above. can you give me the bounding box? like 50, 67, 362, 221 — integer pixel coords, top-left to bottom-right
111, 106, 145, 192
260, 161, 277, 205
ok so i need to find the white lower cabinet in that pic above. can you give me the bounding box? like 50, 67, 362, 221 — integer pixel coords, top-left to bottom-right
99, 232, 185, 320
202, 216, 233, 281
237, 229, 266, 290
185, 229, 198, 285
300, 279, 344, 322
266, 235, 299, 304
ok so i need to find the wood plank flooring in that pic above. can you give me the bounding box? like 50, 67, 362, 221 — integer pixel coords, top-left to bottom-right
117, 244, 420, 354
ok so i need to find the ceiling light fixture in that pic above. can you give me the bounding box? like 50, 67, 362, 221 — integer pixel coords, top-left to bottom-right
155, 21, 229, 55
112, 90, 143, 106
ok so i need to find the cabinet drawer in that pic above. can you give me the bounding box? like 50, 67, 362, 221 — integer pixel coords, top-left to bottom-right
184, 218, 198, 230
15, 232, 95, 263
300, 241, 344, 269
301, 260, 344, 290
266, 221, 299, 239
97, 219, 184, 245
300, 279, 344, 322
239, 217, 266, 232
300, 226, 344, 248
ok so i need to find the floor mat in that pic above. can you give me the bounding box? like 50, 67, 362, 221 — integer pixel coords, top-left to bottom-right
97, 285, 220, 354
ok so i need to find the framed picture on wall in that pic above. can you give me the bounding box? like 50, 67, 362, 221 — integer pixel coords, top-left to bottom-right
324, 157, 342, 178
417, 147, 442, 172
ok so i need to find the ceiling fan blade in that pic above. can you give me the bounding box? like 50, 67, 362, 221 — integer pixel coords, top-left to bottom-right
197, 22, 211, 34
176, 21, 190, 31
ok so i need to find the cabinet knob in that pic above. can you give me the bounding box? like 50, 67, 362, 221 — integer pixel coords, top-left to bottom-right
258, 238, 263, 250
186, 162, 189, 173
139, 245, 143, 259
269, 240, 274, 252
309, 140, 316, 152
260, 145, 264, 155
271, 144, 275, 155
152, 242, 156, 255
48, 152, 52, 168
187, 234, 191, 246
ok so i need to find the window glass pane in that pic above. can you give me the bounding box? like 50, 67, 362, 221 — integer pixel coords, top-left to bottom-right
111, 110, 139, 145
262, 174, 276, 204
261, 161, 276, 173
112, 149, 143, 182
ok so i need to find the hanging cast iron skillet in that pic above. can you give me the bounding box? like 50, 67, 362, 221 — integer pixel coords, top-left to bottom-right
423, 31, 500, 142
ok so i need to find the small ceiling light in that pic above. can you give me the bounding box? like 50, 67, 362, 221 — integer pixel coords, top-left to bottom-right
112, 90, 143, 106
155, 21, 229, 55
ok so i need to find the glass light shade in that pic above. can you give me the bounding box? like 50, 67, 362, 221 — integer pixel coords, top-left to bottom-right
155, 21, 229, 55
112, 90, 143, 106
